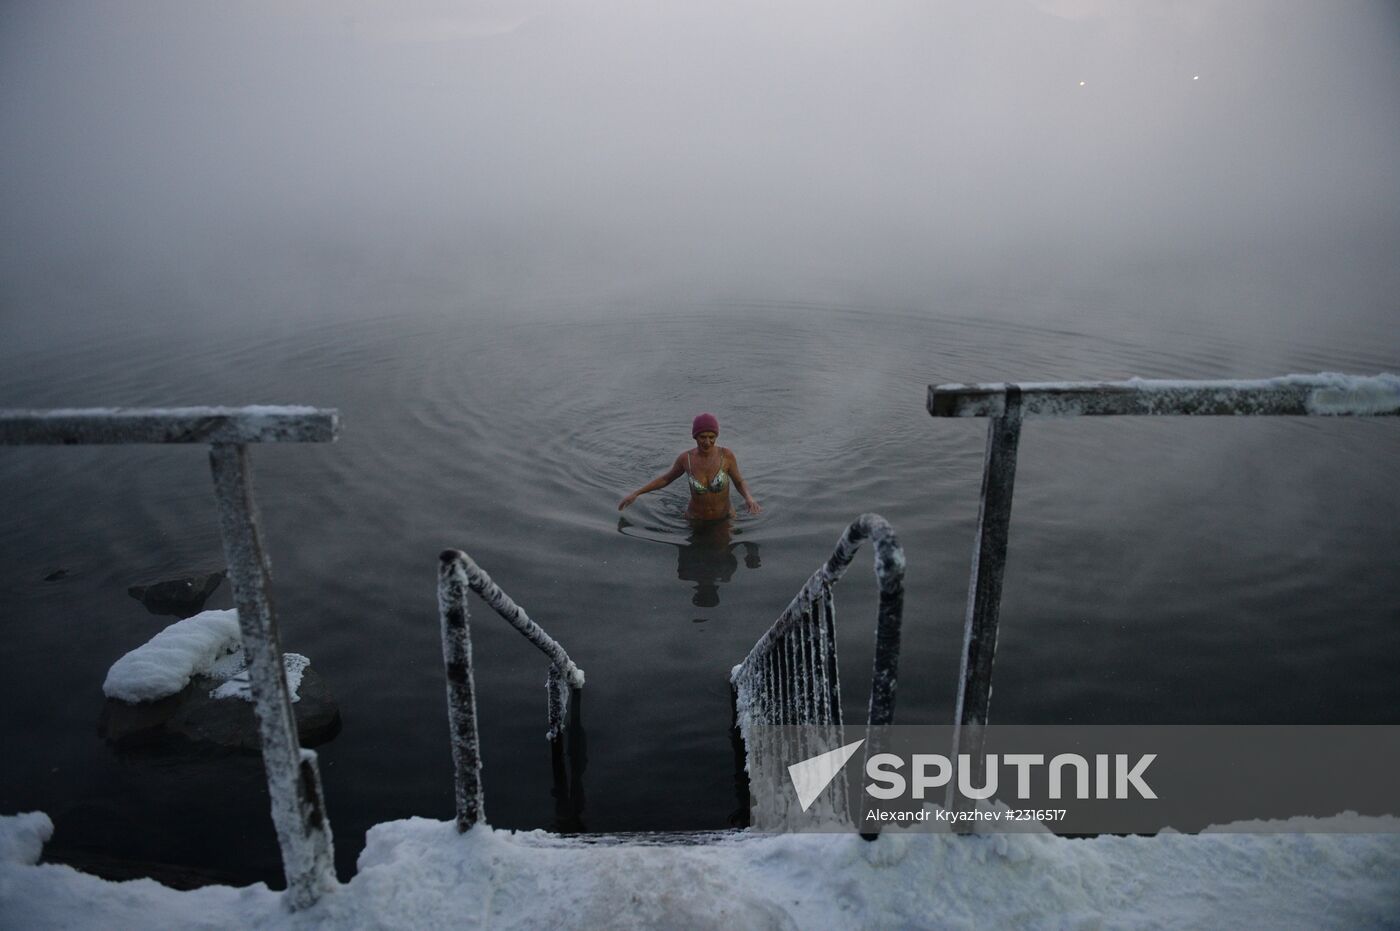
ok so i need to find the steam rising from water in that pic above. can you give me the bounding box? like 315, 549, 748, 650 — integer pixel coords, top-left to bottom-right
2, 0, 1398, 329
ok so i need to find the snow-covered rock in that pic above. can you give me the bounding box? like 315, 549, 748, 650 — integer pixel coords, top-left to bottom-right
103, 610, 243, 703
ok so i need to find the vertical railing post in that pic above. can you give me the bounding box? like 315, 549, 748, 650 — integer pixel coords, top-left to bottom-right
948, 386, 1023, 814
818, 602, 830, 722
766, 651, 778, 723
866, 554, 906, 728
438, 552, 485, 830
798, 621, 812, 723
546, 664, 570, 742
822, 584, 842, 726
209, 443, 335, 910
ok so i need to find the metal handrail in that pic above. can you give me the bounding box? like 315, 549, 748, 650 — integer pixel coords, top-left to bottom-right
928, 373, 1400, 813
729, 514, 904, 831
730, 513, 905, 735
1, 406, 339, 911
437, 549, 586, 832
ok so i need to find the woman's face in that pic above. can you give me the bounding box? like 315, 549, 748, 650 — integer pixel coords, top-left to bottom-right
695, 431, 717, 452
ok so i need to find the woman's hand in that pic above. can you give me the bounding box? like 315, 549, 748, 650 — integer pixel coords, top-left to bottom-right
744, 496, 762, 514
621, 459, 684, 511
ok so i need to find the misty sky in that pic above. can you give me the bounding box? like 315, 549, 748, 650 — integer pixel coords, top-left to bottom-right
2, 0, 1398, 303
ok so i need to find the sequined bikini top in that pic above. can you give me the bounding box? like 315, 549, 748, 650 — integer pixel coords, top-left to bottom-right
686, 451, 729, 494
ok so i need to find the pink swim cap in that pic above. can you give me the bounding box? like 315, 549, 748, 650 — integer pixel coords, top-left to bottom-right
691, 413, 719, 437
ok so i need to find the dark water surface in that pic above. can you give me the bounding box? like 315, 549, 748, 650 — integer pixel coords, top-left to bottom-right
2, 248, 1398, 886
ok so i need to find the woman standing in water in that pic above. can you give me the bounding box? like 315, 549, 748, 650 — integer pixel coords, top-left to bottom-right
618, 413, 761, 520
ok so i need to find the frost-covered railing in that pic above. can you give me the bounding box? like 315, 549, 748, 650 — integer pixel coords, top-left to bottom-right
729, 514, 905, 741
437, 549, 586, 832
928, 373, 1400, 811
0, 406, 339, 911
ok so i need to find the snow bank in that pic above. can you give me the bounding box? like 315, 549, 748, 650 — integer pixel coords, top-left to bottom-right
0, 812, 51, 867
102, 610, 242, 702
3, 810, 1399, 929
0, 811, 273, 930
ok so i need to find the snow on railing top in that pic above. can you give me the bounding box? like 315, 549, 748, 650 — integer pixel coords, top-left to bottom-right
928, 373, 1400, 418
0, 406, 338, 445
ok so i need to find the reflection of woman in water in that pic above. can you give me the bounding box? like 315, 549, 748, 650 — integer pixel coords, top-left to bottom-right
675, 519, 762, 607
617, 413, 761, 520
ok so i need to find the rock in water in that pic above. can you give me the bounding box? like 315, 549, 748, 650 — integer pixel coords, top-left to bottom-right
171, 665, 342, 750
127, 572, 226, 618
100, 666, 341, 752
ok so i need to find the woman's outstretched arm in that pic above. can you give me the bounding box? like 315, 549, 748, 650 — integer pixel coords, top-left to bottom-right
726, 451, 761, 514
619, 455, 685, 510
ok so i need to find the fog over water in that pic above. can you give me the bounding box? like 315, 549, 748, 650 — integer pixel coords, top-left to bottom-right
4, 0, 1399, 327
1, 0, 1398, 888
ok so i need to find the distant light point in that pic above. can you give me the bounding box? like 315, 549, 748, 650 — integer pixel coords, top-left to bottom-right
1193, 75, 1200, 81
1079, 81, 1086, 87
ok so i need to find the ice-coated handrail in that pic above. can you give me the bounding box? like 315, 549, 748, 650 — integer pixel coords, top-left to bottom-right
730, 514, 905, 732
437, 549, 587, 832
1, 406, 338, 911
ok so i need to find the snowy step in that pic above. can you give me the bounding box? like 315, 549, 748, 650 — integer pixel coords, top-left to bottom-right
515, 830, 750, 848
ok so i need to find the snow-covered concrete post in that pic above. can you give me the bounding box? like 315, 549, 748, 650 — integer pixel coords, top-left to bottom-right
210, 442, 337, 910
438, 551, 485, 831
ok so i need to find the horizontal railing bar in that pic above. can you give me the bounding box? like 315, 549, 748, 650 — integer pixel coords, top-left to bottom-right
0, 406, 338, 445
928, 374, 1400, 419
